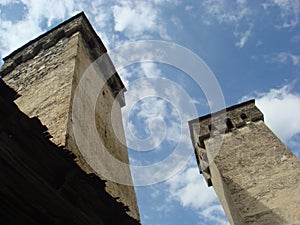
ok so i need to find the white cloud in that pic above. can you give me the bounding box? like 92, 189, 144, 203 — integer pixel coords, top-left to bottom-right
0, 0, 76, 57
112, 1, 170, 40
119, 61, 203, 186
140, 62, 162, 77
21, 0, 75, 26
0, 0, 172, 59
122, 82, 185, 152
199, 204, 229, 225
202, 0, 250, 24
167, 167, 217, 208
241, 83, 300, 143
166, 166, 229, 224
261, 0, 300, 29
234, 23, 253, 48
0, 17, 43, 57
264, 52, 300, 65
201, 0, 300, 47
201, 0, 253, 48
112, 2, 157, 34
120, 61, 198, 154
121, 76, 168, 151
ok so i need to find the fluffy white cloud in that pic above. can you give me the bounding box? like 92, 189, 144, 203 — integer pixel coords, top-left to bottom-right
21, 0, 75, 26
121, 63, 191, 152
0, 0, 172, 59
0, 0, 76, 57
167, 167, 217, 208
241, 83, 300, 143
141, 62, 162, 77
112, 2, 157, 34
166, 166, 229, 224
112, 1, 170, 40
120, 60, 200, 153
0, 18, 43, 57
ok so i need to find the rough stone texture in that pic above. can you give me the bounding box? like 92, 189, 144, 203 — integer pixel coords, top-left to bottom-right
3, 35, 75, 146
0, 79, 140, 225
189, 100, 300, 225
0, 12, 139, 221
66, 31, 139, 218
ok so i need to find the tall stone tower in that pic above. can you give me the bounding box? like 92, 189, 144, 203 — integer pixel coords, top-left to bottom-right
189, 100, 300, 224
0, 12, 139, 221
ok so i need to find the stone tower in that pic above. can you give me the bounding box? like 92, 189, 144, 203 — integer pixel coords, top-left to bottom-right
189, 100, 300, 224
0, 12, 139, 221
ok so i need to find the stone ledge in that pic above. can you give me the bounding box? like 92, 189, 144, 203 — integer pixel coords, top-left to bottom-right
0, 12, 106, 78
189, 99, 264, 144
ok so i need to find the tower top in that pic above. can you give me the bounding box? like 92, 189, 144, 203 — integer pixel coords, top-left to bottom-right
2, 12, 105, 64
0, 12, 125, 106
188, 100, 264, 187
189, 99, 264, 145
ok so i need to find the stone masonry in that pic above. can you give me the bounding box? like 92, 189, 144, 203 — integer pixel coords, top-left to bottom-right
189, 100, 300, 225
0, 78, 139, 225
0, 12, 139, 221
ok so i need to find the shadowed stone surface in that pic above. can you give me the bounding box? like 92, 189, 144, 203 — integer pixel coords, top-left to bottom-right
0, 79, 140, 225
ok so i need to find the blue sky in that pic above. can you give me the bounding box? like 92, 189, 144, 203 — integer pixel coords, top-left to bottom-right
1, 1, 300, 225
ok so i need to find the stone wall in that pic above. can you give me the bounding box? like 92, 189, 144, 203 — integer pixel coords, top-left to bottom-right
189, 100, 300, 224
66, 31, 139, 219
0, 79, 139, 225
3, 34, 76, 146
0, 12, 139, 221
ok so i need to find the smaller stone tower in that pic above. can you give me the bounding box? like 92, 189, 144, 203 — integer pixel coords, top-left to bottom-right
189, 100, 300, 224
